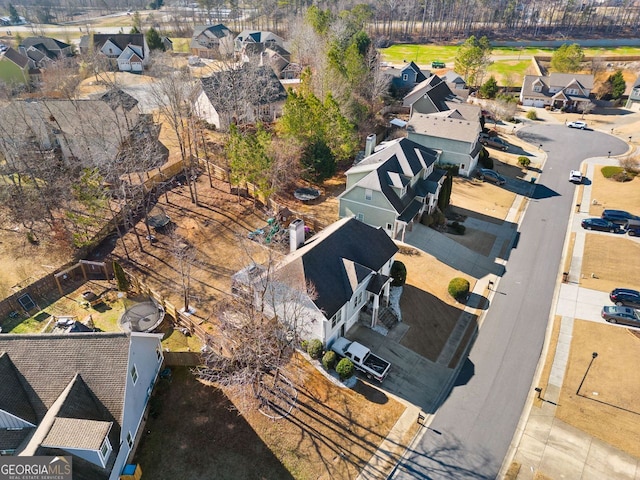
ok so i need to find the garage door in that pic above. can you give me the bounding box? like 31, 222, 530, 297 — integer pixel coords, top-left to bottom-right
523, 99, 534, 106
533, 100, 545, 108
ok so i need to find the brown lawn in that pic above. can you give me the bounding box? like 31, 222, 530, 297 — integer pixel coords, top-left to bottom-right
556, 320, 640, 458
588, 166, 640, 218
395, 248, 476, 361
450, 176, 515, 222
135, 355, 410, 480
580, 235, 640, 292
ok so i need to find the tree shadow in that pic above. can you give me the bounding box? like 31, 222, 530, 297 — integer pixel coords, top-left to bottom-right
353, 380, 389, 405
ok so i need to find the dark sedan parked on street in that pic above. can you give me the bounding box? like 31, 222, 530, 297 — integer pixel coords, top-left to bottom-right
601, 209, 640, 225
581, 218, 621, 232
610, 288, 640, 308
601, 306, 640, 327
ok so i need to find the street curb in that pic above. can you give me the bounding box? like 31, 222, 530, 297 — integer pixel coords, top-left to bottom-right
496, 155, 601, 479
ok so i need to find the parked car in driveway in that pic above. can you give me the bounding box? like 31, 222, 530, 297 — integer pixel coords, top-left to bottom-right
581, 218, 621, 232
609, 288, 640, 308
569, 170, 583, 183
601, 305, 640, 327
478, 168, 506, 185
567, 120, 587, 129
479, 134, 508, 151
601, 209, 640, 225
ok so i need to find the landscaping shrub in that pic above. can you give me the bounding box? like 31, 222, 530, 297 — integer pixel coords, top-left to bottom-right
336, 358, 355, 380
300, 339, 309, 352
518, 156, 531, 168
433, 210, 446, 226
479, 148, 493, 169
420, 212, 434, 226
113, 261, 130, 292
307, 339, 323, 359
612, 171, 633, 182
448, 277, 470, 301
390, 261, 407, 286
322, 351, 337, 370
601, 166, 623, 178
448, 221, 466, 235
526, 110, 537, 120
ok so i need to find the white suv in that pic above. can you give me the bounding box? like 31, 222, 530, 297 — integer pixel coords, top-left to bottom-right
569, 170, 583, 183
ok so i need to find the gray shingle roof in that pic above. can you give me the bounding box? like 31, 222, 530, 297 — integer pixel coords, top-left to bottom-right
0, 353, 37, 425
22, 36, 70, 54
407, 112, 481, 143
42, 418, 112, 450
0, 333, 130, 424
2, 46, 29, 68
276, 218, 398, 318
92, 33, 144, 52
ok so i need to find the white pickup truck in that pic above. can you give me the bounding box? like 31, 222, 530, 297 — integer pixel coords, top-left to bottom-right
331, 337, 391, 382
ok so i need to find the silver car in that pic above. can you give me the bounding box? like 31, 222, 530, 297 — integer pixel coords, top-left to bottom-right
601, 306, 640, 327
478, 168, 506, 185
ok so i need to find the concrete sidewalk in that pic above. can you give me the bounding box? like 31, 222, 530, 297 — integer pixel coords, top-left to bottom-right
508, 156, 640, 479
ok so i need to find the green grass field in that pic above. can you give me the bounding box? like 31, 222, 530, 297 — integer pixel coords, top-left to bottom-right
380, 44, 640, 85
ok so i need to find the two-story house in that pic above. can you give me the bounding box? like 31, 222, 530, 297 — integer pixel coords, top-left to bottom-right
338, 137, 445, 241
520, 73, 594, 111
80, 34, 149, 72
403, 75, 482, 176
625, 75, 640, 111
385, 61, 430, 95
0, 332, 164, 480
232, 217, 399, 346
18, 37, 73, 69
190, 24, 234, 59
234, 30, 285, 59
194, 65, 287, 131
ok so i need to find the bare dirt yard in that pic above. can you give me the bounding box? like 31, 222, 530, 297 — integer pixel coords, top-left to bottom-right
135, 355, 413, 480
556, 321, 640, 458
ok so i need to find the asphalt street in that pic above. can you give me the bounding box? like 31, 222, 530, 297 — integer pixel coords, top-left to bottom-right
391, 126, 628, 479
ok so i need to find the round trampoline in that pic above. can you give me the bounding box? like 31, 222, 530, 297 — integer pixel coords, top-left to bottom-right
118, 299, 165, 333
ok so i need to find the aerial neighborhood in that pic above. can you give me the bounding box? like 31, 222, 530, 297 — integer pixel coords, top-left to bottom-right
1, 2, 640, 479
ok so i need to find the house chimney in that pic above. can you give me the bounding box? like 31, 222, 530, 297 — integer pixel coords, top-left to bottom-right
365, 133, 376, 157
289, 218, 305, 253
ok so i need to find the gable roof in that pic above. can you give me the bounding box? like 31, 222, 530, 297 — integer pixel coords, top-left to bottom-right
92, 33, 145, 52
1, 46, 29, 68
191, 24, 232, 50
342, 137, 440, 216
200, 65, 287, 110
235, 30, 284, 48
0, 333, 131, 424
275, 218, 398, 318
22, 36, 70, 56
521, 73, 594, 100
407, 112, 481, 143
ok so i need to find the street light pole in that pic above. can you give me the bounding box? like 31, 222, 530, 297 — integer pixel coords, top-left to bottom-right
576, 352, 598, 395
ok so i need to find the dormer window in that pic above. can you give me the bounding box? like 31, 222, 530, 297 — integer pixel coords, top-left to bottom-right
401, 185, 407, 196
402, 74, 408, 81
533, 84, 542, 92
99, 436, 112, 465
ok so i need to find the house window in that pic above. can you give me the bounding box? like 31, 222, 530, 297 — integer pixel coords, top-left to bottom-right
400, 185, 407, 196
386, 223, 393, 231
330, 309, 342, 329
130, 364, 138, 385
365, 189, 373, 201
533, 85, 541, 92
99, 437, 112, 463
353, 291, 364, 308
126, 431, 134, 449
402, 73, 408, 81
356, 213, 364, 222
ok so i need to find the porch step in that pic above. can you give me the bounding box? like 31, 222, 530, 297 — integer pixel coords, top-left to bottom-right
378, 308, 398, 329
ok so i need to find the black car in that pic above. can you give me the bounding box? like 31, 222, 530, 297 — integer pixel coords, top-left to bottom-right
581, 218, 620, 232
610, 288, 640, 308
601, 209, 640, 225
601, 306, 640, 327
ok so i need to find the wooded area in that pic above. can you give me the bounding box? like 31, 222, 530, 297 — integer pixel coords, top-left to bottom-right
5, 0, 640, 42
